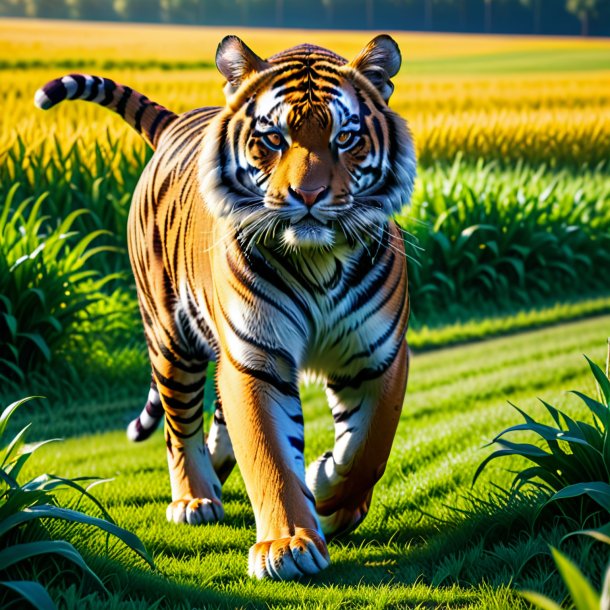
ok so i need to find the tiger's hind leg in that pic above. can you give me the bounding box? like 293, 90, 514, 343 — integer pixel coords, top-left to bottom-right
206, 398, 236, 484
128, 374, 237, 485
151, 351, 224, 525
306, 341, 409, 539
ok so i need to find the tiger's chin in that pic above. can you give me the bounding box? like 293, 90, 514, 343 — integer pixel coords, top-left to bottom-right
281, 219, 335, 250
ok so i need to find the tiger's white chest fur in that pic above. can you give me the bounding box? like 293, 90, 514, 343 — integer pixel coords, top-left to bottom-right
181, 233, 402, 384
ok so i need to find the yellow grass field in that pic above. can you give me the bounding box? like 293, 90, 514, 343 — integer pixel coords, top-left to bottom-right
2, 18, 609, 167
6, 18, 610, 64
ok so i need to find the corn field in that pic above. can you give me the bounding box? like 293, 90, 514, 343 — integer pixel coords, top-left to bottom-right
0, 19, 609, 382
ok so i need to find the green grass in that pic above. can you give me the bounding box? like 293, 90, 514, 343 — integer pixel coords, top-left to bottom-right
15, 315, 610, 609
3, 47, 609, 76
409, 295, 610, 350
405, 48, 610, 75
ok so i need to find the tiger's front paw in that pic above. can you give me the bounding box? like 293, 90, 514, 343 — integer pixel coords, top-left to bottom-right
248, 528, 330, 580
166, 497, 224, 525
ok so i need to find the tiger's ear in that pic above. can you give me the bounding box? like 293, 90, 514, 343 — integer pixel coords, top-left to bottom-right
349, 35, 401, 102
216, 36, 269, 95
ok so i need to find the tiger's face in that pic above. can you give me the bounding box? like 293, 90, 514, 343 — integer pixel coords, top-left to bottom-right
199, 36, 416, 251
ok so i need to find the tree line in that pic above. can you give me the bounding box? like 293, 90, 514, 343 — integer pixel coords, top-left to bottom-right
2, 0, 608, 36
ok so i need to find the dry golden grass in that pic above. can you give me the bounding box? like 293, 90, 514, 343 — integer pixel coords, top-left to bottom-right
2, 18, 609, 166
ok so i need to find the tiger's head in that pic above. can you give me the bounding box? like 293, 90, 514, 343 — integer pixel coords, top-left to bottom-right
199, 35, 416, 251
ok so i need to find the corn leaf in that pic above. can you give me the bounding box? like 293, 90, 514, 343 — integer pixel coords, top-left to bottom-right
551, 547, 600, 610
0, 580, 57, 610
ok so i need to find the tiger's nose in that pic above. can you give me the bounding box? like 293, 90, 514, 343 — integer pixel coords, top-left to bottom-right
289, 185, 327, 207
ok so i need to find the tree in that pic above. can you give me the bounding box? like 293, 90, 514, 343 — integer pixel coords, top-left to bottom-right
365, 0, 374, 28
321, 0, 333, 27
520, 0, 543, 34
566, 0, 599, 35
484, 0, 492, 32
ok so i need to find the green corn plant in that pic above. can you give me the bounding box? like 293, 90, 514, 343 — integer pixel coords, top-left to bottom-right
400, 158, 610, 323
475, 348, 610, 610
522, 546, 605, 610
1, 132, 149, 277
0, 396, 154, 610
473, 352, 610, 523
0, 184, 120, 383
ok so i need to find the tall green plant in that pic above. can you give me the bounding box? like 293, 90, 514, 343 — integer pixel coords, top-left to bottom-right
0, 184, 116, 383
476, 348, 610, 609
474, 354, 610, 522
522, 546, 604, 610
0, 397, 154, 610
1, 133, 148, 277
399, 158, 610, 321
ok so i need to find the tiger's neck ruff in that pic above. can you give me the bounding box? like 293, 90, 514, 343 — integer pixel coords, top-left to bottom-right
35, 34, 415, 581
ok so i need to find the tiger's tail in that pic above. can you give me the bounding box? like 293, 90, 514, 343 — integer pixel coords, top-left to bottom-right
127, 378, 164, 442
34, 74, 177, 149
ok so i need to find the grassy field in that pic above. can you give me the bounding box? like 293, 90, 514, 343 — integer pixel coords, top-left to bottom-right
1, 18, 610, 609
19, 315, 610, 609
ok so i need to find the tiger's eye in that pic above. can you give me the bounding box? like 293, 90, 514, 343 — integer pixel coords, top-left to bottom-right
262, 132, 284, 150
336, 131, 355, 149
337, 131, 350, 144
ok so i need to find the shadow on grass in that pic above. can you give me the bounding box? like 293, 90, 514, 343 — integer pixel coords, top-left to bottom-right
308, 487, 567, 594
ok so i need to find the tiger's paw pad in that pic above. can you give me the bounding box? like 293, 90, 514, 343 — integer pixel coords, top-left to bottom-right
166, 497, 224, 525
319, 502, 369, 539
248, 529, 330, 580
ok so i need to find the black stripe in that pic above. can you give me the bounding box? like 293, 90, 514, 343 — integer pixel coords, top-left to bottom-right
68, 74, 86, 99
165, 415, 203, 440
148, 108, 172, 143
161, 389, 204, 411
158, 341, 205, 373
170, 405, 204, 425
116, 86, 133, 117
337, 268, 404, 359
332, 402, 362, 424
240, 247, 313, 327
288, 412, 304, 426
218, 299, 297, 370
153, 366, 205, 393
133, 419, 155, 441
100, 78, 116, 106
270, 68, 307, 89
45, 79, 67, 105
335, 427, 354, 442
301, 485, 316, 504
213, 407, 226, 425
133, 97, 148, 133
350, 251, 395, 312
288, 436, 304, 453
224, 350, 299, 399
342, 294, 406, 367
331, 247, 376, 306
145, 400, 164, 418
329, 251, 394, 349
327, 340, 404, 393
84, 76, 100, 101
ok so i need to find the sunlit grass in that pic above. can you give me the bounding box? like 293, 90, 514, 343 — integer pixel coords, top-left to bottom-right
18, 315, 609, 609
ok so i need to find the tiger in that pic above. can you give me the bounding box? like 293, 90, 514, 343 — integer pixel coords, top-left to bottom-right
35, 34, 415, 580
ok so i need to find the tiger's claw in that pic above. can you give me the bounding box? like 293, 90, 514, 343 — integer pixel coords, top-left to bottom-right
166, 497, 224, 525
248, 528, 330, 580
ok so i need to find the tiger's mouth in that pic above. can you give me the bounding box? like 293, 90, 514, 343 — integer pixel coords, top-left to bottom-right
281, 217, 335, 249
